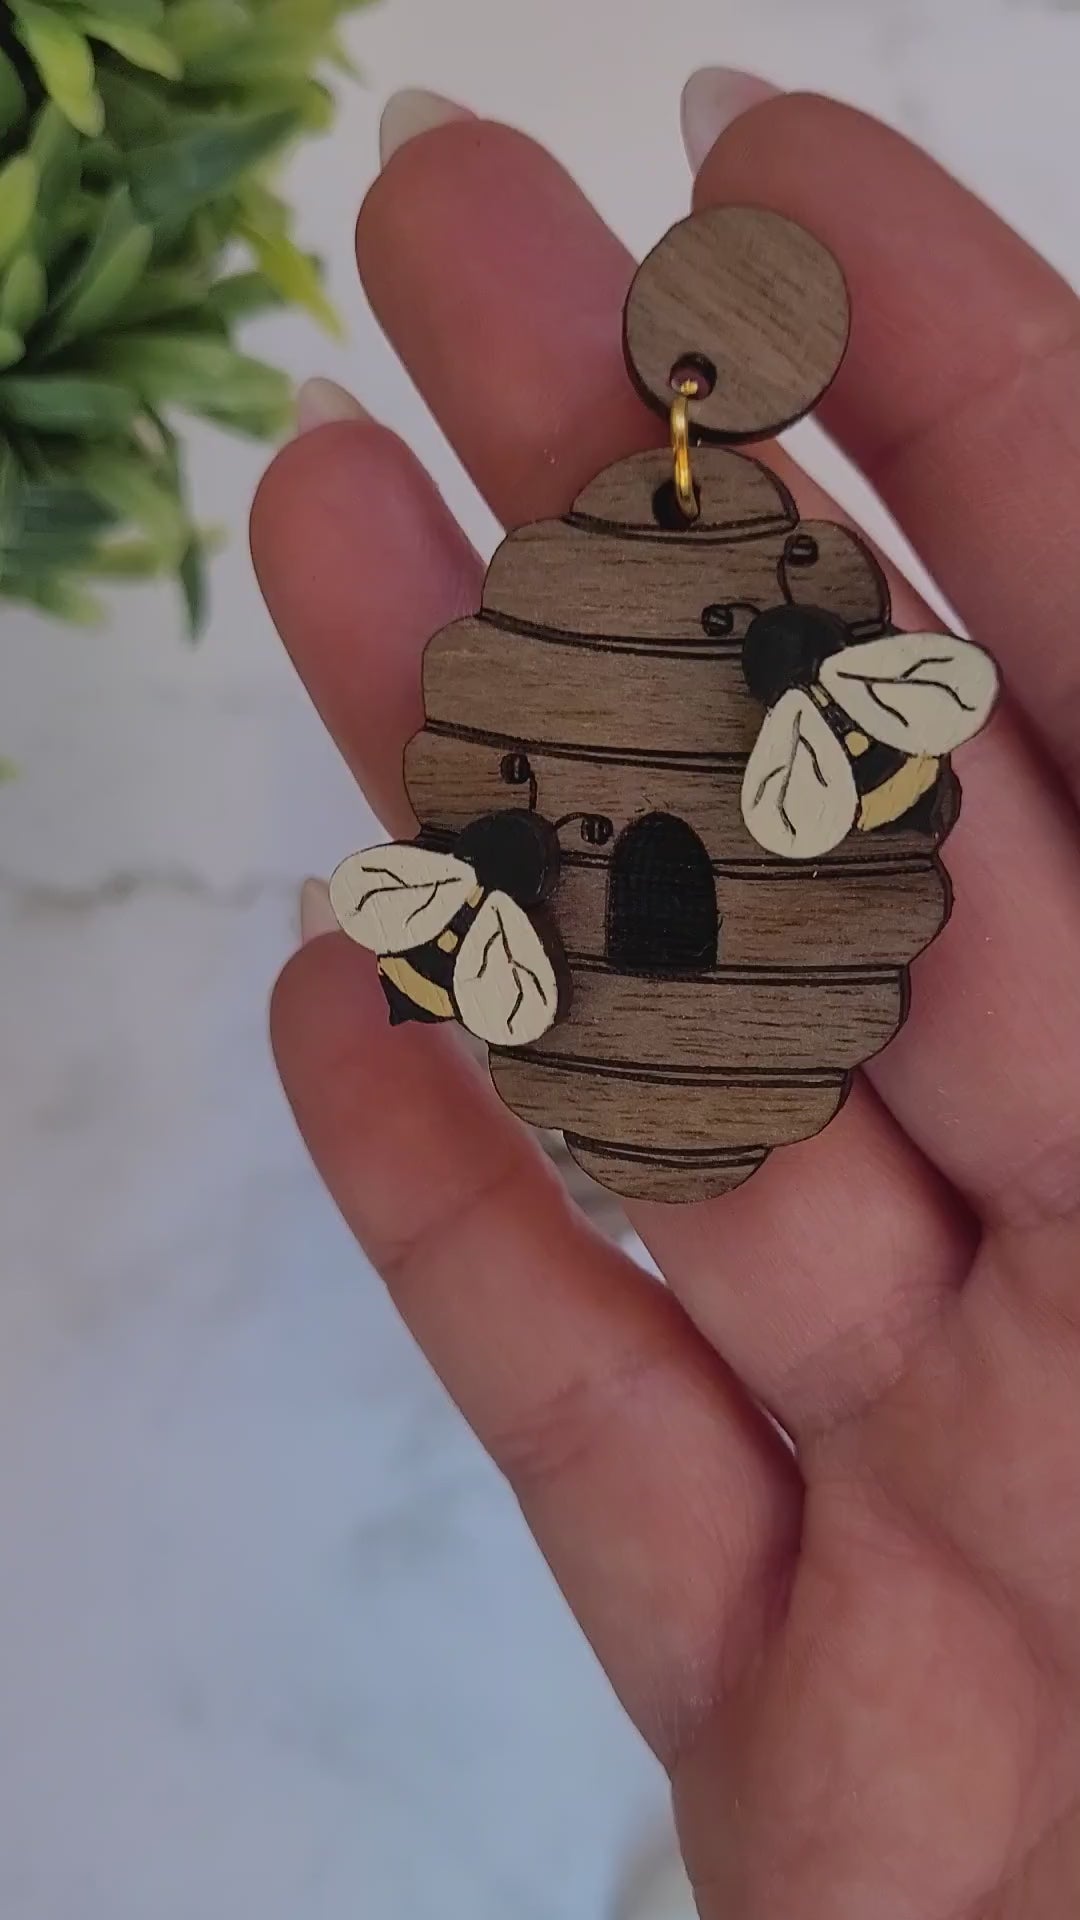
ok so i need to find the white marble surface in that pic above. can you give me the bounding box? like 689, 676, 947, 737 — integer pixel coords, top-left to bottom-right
3, 3, 1079, 1915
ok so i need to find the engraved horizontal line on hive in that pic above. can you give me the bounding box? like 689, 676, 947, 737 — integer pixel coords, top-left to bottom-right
494, 1054, 849, 1089
514, 967, 908, 1065
553, 847, 942, 879
416, 825, 944, 879
563, 510, 795, 547
564, 958, 902, 988
477, 607, 746, 656
563, 1136, 765, 1171
422, 718, 751, 770
476, 606, 891, 652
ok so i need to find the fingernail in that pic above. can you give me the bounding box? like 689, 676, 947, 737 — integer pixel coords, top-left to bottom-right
296, 377, 369, 434
299, 877, 338, 944
379, 88, 474, 167
681, 67, 781, 172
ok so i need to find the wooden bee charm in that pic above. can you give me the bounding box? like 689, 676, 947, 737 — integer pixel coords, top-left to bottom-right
330, 810, 566, 1047
332, 206, 1000, 1204
740, 608, 998, 859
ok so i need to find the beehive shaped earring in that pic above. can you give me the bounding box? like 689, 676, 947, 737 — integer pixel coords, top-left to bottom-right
331, 206, 999, 1204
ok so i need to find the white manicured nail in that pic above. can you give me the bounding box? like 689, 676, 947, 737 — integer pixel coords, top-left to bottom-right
296, 378, 369, 434
299, 878, 338, 944
379, 88, 474, 167
681, 67, 781, 172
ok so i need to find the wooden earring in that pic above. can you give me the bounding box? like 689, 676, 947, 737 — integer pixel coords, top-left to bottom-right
331, 204, 1000, 1204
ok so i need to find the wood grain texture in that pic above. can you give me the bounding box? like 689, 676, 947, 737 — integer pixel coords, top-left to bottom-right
779, 521, 891, 635
551, 857, 949, 968
406, 728, 956, 866
481, 516, 888, 646
562, 1140, 766, 1203
572, 446, 796, 536
623, 207, 850, 442
482, 520, 792, 641
491, 1054, 846, 1148
422, 620, 763, 755
522, 963, 907, 1072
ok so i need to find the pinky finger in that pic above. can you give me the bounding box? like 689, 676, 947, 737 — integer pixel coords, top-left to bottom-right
272, 932, 797, 1759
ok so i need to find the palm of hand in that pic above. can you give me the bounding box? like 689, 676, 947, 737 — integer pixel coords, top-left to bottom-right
677, 1248, 1080, 1917
254, 90, 1080, 1918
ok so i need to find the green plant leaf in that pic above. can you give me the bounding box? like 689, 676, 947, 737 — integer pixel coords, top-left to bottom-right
261, 0, 345, 26
66, 445, 189, 562
94, 64, 176, 144
44, 186, 154, 346
197, 401, 292, 438
261, 0, 365, 37
146, 407, 212, 636
235, 179, 287, 235
27, 101, 82, 217
183, 22, 325, 85
61, 0, 166, 23
0, 438, 18, 533
114, 267, 211, 325
2, 570, 107, 623
34, 190, 98, 270
13, 4, 105, 137
237, 218, 342, 337
73, 13, 182, 79
0, 156, 40, 270
178, 533, 207, 635
79, 536, 164, 577
0, 374, 138, 434
0, 0, 361, 629
87, 330, 293, 430
127, 108, 297, 223
202, 270, 285, 325
1, 483, 115, 569
0, 47, 28, 137
324, 31, 360, 78
17, 484, 116, 542
0, 253, 47, 335
162, 0, 249, 65
245, 78, 336, 133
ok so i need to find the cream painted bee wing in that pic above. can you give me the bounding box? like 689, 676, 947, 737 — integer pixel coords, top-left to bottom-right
819, 633, 999, 755
453, 892, 561, 1047
329, 843, 477, 954
742, 687, 859, 860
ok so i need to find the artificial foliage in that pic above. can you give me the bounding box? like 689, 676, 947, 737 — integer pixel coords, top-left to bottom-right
0, 0, 366, 631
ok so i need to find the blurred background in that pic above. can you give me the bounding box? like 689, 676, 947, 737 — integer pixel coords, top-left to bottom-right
2, 1, 1078, 1915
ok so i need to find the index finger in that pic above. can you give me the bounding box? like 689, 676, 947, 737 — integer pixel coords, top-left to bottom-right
272, 931, 795, 1756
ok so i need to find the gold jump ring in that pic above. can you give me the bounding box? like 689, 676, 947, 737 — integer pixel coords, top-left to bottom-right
670, 384, 699, 523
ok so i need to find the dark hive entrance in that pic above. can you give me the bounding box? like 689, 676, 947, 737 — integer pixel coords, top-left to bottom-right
606, 814, 718, 974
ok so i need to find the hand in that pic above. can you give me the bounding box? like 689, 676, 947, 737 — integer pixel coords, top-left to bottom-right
253, 81, 1080, 1918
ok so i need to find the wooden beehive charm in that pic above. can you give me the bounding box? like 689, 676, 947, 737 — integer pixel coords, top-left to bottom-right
333, 208, 998, 1203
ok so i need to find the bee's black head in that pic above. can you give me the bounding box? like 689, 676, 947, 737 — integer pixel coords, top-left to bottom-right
741, 605, 850, 708
456, 810, 560, 907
